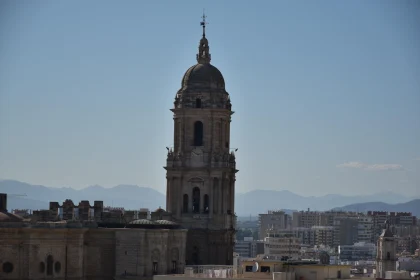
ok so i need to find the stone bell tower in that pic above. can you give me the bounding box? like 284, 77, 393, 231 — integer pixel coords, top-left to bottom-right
376, 220, 397, 278
164, 14, 237, 265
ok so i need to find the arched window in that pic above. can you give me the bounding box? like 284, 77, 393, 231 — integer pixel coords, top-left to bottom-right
387, 252, 391, 260
47, 255, 53, 276
194, 121, 203, 146
196, 98, 201, 108
192, 246, 199, 265
192, 187, 200, 213
203, 194, 209, 213
183, 194, 189, 213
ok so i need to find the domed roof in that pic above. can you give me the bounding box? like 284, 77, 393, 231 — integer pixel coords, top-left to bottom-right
0, 211, 23, 223
155, 220, 178, 226
154, 207, 165, 213
181, 63, 225, 91
129, 219, 156, 225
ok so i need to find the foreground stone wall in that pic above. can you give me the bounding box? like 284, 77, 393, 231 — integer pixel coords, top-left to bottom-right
0, 227, 187, 280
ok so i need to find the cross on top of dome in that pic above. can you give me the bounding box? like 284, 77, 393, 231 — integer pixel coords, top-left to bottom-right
197, 11, 211, 64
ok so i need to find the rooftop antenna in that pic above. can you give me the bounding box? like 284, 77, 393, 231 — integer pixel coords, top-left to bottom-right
200, 9, 208, 37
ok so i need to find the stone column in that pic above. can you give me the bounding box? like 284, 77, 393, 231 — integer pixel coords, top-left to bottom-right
213, 178, 218, 215
225, 177, 230, 215
221, 177, 227, 214
166, 177, 171, 212
218, 177, 222, 215
176, 177, 182, 217
209, 178, 213, 218
230, 177, 235, 217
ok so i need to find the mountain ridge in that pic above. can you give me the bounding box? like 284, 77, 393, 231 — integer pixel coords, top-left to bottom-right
332, 200, 420, 216
0, 179, 418, 216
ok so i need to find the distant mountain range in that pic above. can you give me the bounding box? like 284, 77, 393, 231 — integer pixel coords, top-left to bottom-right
234, 190, 419, 216
0, 180, 419, 217
332, 200, 420, 216
0, 180, 165, 212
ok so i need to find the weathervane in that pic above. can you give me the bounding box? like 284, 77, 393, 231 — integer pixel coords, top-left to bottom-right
200, 9, 208, 37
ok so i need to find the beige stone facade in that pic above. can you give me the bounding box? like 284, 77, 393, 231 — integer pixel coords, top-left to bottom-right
0, 194, 187, 280
0, 223, 187, 280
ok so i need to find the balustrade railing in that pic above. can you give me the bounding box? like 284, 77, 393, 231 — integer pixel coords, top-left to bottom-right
184, 265, 236, 278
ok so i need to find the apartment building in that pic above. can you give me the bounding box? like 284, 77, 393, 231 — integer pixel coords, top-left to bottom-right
333, 218, 359, 246
264, 229, 300, 259
357, 216, 374, 243
313, 226, 335, 248
368, 211, 417, 241
338, 242, 376, 261
292, 210, 320, 228
234, 237, 265, 258
259, 210, 291, 240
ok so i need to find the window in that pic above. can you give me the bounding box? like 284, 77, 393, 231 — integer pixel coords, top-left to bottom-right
39, 262, 45, 273
55, 262, 61, 273
194, 121, 203, 146
47, 255, 53, 275
245, 266, 253, 272
387, 252, 391, 260
192, 187, 200, 213
261, 266, 270, 273
196, 98, 201, 108
172, 261, 177, 273
183, 194, 189, 213
2, 262, 13, 273
203, 194, 209, 213
153, 262, 158, 274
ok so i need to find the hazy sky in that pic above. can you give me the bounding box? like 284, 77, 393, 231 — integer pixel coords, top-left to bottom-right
1, 1, 419, 196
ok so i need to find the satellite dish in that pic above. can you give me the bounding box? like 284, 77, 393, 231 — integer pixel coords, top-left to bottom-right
252, 262, 259, 272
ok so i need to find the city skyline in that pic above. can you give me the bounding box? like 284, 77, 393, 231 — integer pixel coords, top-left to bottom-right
1, 1, 419, 197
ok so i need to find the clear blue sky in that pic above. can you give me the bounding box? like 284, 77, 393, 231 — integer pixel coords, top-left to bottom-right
1, 0, 419, 197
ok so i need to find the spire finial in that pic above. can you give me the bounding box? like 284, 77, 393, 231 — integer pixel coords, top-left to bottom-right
197, 10, 211, 64
200, 9, 208, 37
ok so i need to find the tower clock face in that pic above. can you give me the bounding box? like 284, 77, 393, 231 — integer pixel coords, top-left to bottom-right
191, 147, 203, 156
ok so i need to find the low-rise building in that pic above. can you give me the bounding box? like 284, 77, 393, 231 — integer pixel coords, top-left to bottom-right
154, 259, 352, 280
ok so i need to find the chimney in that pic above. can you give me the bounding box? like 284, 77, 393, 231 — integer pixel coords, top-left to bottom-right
0, 193, 7, 212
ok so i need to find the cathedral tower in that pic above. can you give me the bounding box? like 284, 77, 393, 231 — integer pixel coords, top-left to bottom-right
376, 220, 397, 278
165, 15, 237, 265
